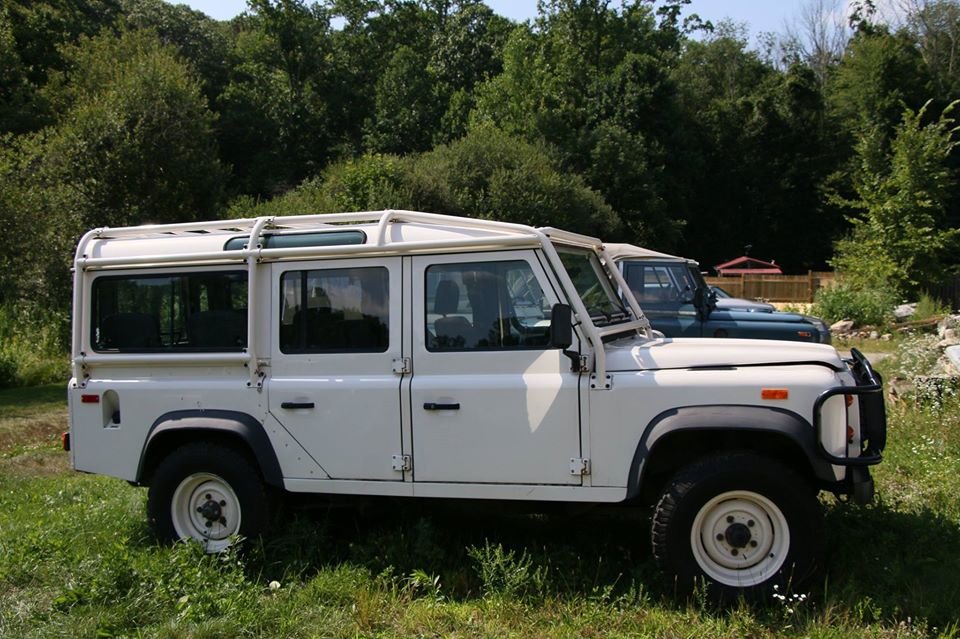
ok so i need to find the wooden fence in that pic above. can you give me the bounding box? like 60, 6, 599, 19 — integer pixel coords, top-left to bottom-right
704, 271, 836, 303
931, 276, 960, 311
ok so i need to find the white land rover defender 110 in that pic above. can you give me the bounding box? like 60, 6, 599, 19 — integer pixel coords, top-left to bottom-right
67, 210, 886, 598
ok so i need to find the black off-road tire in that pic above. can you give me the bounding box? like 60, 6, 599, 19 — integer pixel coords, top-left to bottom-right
651, 451, 822, 601
147, 442, 271, 552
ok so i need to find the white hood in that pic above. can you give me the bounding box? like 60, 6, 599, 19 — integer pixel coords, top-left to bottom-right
605, 337, 845, 372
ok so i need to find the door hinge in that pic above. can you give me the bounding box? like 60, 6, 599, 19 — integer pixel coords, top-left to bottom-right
578, 355, 589, 372
392, 357, 411, 374
589, 373, 612, 390
392, 454, 411, 472
569, 457, 590, 476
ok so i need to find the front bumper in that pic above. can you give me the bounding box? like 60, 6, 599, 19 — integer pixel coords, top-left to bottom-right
813, 348, 886, 503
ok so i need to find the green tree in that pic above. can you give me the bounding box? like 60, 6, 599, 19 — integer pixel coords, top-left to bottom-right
364, 45, 441, 153
121, 0, 231, 102
828, 26, 931, 140
405, 125, 622, 236
0, 0, 122, 134
3, 30, 226, 307
670, 24, 842, 270
831, 101, 960, 291
219, 0, 333, 194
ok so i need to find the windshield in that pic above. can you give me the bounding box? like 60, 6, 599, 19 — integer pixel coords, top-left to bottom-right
556, 247, 630, 326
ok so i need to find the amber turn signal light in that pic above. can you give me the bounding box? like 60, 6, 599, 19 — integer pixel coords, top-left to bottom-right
761, 388, 789, 400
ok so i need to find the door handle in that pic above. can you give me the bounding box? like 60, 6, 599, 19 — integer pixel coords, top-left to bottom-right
281, 401, 315, 410
423, 402, 460, 411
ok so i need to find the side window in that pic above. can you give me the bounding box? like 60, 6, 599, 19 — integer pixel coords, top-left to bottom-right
425, 260, 551, 351
625, 264, 684, 304
92, 271, 247, 351
280, 267, 389, 353
669, 264, 697, 302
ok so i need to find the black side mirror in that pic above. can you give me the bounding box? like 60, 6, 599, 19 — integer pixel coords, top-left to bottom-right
550, 303, 573, 349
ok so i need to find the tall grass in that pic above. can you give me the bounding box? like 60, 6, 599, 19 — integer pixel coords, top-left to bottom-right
0, 304, 69, 388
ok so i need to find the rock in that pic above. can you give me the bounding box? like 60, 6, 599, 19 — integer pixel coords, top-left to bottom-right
946, 346, 960, 374
938, 316, 960, 339
894, 303, 917, 321
830, 319, 854, 334
881, 333, 893, 341
869, 330, 880, 340
940, 328, 959, 346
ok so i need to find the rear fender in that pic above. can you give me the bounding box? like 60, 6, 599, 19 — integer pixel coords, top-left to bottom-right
137, 410, 283, 487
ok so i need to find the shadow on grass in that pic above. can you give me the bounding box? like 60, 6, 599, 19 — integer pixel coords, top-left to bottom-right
0, 383, 66, 412
820, 501, 960, 627
246, 498, 662, 602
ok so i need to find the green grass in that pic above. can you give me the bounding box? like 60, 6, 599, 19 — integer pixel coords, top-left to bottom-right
2, 381, 960, 637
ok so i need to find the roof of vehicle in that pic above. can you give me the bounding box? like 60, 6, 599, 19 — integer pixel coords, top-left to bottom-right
76, 210, 604, 267
603, 243, 695, 264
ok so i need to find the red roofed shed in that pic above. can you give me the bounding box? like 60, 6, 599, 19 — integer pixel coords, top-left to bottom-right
714, 256, 782, 276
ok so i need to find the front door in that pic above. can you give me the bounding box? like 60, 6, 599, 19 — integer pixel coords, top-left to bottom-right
268, 257, 404, 481
410, 251, 582, 485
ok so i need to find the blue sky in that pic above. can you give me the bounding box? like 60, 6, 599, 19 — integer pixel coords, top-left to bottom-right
178, 0, 809, 39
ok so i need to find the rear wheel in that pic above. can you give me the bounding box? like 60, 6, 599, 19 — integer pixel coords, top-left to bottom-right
651, 452, 822, 600
148, 442, 270, 552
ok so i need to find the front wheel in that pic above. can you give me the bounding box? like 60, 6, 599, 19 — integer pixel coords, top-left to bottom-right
651, 452, 822, 600
147, 442, 270, 552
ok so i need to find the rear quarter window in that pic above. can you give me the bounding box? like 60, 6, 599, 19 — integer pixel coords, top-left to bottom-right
91, 271, 247, 352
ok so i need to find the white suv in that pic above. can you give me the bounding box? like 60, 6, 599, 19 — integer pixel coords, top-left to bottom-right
66, 210, 885, 598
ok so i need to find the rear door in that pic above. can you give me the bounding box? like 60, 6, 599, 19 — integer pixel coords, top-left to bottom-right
268, 257, 405, 481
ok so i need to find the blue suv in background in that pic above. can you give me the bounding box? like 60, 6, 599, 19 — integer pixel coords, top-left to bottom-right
606, 244, 831, 344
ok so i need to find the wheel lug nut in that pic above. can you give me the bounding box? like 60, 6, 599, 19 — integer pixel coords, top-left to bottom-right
716, 533, 724, 541
726, 516, 734, 523
750, 540, 758, 547
196, 507, 202, 513
205, 521, 212, 528
747, 520, 754, 527
205, 494, 211, 500
220, 500, 226, 507
731, 549, 738, 556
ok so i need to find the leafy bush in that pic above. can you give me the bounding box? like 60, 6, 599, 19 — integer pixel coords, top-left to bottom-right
912, 291, 949, 321
0, 303, 69, 387
813, 281, 897, 327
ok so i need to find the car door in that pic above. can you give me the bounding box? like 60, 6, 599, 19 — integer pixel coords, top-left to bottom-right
409, 251, 582, 485
621, 261, 701, 337
268, 257, 405, 481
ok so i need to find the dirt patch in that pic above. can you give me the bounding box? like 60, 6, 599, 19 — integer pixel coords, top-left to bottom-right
0, 450, 69, 477
0, 409, 67, 452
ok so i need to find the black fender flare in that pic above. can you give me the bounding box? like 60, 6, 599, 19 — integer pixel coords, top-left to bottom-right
625, 405, 836, 499
137, 410, 283, 488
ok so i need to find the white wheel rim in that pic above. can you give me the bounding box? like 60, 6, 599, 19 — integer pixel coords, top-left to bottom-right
690, 490, 789, 587
171, 472, 241, 552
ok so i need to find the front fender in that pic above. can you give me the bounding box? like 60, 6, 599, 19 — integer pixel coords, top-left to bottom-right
625, 404, 835, 498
